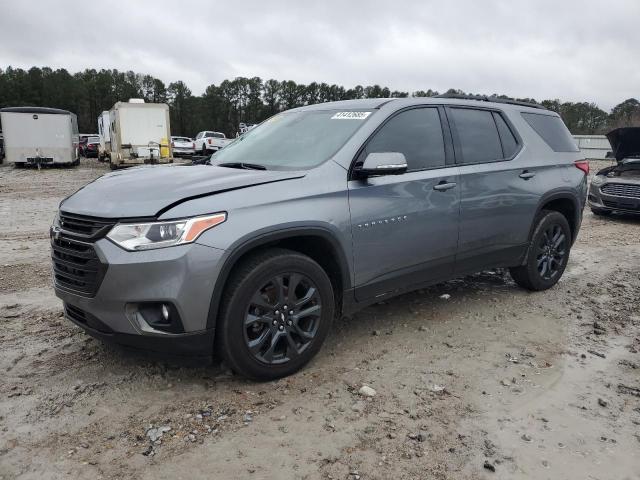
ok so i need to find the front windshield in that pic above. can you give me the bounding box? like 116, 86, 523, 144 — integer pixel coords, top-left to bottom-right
212, 109, 372, 170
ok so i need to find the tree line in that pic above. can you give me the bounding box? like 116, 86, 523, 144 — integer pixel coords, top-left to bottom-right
0, 66, 638, 137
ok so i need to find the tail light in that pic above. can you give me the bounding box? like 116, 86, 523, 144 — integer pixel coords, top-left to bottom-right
207, 138, 212, 145
574, 160, 589, 175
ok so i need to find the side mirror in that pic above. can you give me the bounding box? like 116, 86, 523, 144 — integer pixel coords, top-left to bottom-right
356, 152, 408, 177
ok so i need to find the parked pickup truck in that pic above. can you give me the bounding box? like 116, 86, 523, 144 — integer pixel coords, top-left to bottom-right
194, 131, 233, 154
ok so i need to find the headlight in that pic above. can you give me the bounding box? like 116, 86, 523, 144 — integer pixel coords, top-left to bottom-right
107, 213, 226, 251
590, 175, 605, 186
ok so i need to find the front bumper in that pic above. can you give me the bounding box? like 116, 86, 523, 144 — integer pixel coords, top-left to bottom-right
54, 237, 226, 357
588, 182, 640, 214
63, 302, 216, 358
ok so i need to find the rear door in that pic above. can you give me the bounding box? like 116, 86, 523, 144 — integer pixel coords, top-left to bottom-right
348, 106, 460, 301
448, 107, 538, 273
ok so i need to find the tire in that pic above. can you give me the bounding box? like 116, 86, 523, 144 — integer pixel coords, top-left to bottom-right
201, 144, 207, 155
216, 248, 335, 380
109, 162, 118, 171
591, 208, 611, 217
509, 210, 572, 291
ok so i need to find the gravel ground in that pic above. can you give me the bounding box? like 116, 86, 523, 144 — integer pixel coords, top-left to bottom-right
0, 159, 639, 480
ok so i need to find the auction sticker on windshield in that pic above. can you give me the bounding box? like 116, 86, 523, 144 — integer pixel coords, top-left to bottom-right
331, 111, 371, 120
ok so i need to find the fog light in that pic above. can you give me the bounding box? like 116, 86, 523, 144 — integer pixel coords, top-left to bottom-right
128, 302, 184, 334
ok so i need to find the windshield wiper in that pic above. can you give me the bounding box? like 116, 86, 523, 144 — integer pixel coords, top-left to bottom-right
217, 162, 267, 170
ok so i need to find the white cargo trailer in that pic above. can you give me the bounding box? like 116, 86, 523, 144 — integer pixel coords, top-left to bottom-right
107, 99, 173, 169
97, 110, 111, 161
0, 107, 79, 167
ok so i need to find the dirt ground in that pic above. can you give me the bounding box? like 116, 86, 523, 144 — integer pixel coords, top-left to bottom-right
0, 159, 639, 480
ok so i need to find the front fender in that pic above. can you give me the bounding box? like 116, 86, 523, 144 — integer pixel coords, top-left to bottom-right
201, 224, 353, 331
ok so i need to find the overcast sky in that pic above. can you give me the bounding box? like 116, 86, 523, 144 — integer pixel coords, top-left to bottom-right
0, 0, 637, 111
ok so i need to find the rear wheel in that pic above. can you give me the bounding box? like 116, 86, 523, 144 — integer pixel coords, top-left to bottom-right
510, 210, 571, 291
217, 248, 334, 380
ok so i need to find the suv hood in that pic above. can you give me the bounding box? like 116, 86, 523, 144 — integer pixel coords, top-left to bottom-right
606, 127, 640, 161
60, 165, 306, 218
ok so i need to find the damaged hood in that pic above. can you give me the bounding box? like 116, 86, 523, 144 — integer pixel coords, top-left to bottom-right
606, 127, 640, 161
60, 165, 305, 218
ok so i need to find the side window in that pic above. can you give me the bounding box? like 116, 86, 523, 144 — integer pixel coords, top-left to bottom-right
450, 108, 503, 164
196, 132, 202, 139
493, 113, 519, 158
364, 108, 446, 171
521, 112, 579, 152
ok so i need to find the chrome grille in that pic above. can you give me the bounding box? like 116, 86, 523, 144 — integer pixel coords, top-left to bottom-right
600, 183, 640, 198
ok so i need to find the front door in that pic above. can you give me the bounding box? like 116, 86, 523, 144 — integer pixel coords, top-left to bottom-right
348, 106, 460, 301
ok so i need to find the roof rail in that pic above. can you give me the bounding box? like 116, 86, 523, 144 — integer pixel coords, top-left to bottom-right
434, 93, 546, 110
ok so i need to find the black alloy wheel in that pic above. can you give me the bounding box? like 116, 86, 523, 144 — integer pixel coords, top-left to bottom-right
535, 224, 567, 281
244, 273, 322, 365
217, 248, 334, 380
509, 210, 572, 291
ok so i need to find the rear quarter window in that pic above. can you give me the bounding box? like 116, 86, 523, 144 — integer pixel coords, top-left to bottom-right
521, 112, 578, 152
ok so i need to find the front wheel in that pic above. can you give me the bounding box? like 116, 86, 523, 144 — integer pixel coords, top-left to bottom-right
510, 210, 572, 291
217, 248, 335, 380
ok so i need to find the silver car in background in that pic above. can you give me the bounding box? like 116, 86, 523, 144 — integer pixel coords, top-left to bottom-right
589, 127, 640, 216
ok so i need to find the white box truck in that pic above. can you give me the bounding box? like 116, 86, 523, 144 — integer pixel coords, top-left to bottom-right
97, 110, 111, 162
0, 107, 79, 167
107, 99, 173, 169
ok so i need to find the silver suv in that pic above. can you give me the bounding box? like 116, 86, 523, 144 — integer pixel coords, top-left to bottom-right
51, 96, 588, 379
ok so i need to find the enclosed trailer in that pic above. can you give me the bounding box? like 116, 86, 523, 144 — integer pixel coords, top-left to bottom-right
107, 99, 172, 169
0, 107, 79, 166
97, 110, 111, 161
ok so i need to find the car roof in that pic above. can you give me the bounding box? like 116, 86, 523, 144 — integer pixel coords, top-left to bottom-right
291, 97, 550, 115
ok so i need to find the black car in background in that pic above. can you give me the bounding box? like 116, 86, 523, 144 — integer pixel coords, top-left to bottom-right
79, 135, 100, 158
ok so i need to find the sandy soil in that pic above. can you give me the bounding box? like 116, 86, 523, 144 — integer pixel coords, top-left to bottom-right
0, 159, 639, 480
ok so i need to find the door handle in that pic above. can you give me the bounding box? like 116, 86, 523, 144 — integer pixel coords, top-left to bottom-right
519, 170, 536, 180
433, 181, 457, 191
